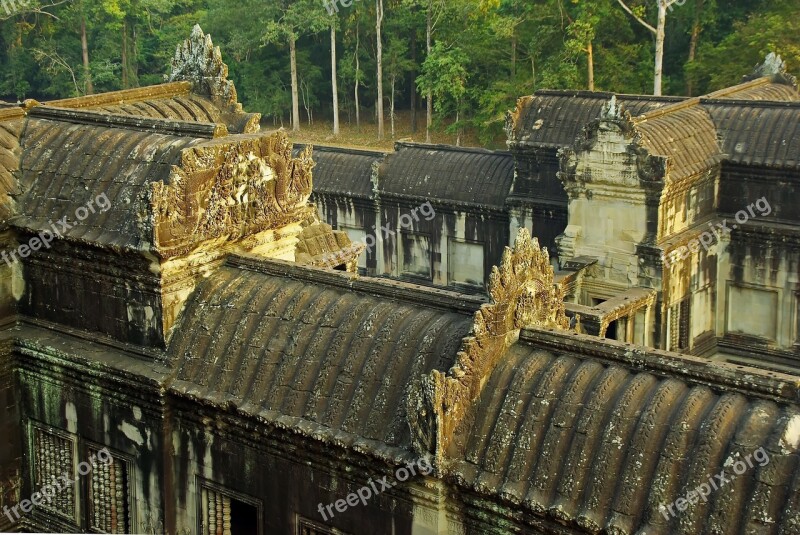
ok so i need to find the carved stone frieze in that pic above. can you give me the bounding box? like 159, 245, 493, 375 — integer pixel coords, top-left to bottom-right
151, 132, 314, 257
408, 229, 571, 462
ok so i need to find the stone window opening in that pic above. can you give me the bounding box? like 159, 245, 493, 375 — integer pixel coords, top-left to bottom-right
85, 445, 132, 534
198, 481, 261, 535
296, 515, 350, 535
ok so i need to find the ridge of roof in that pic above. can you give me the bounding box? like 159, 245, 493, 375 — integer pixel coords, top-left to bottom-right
520, 328, 800, 404
393, 141, 511, 156
534, 88, 687, 103
700, 98, 800, 108
227, 254, 487, 314
294, 143, 388, 158
635, 76, 795, 122
43, 81, 192, 109
28, 105, 227, 138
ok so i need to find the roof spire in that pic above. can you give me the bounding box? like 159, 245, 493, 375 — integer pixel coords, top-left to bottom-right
743, 52, 798, 88
167, 25, 240, 110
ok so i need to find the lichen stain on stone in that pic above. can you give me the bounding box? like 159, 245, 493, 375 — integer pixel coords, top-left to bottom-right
65, 402, 78, 434
119, 421, 145, 446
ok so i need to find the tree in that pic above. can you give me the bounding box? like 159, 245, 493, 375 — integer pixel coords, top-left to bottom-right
417, 42, 468, 145
375, 0, 384, 139
384, 35, 413, 138
616, 0, 683, 95
262, 0, 329, 131
330, 19, 339, 135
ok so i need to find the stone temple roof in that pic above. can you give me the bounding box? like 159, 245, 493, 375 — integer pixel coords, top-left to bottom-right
455, 330, 800, 534
510, 57, 799, 182
0, 107, 23, 223
634, 104, 724, 181
507, 90, 684, 149
42, 82, 260, 135
300, 142, 515, 209
706, 101, 800, 169
168, 256, 481, 452
15, 114, 203, 250
162, 231, 800, 534
0, 26, 328, 258
378, 143, 515, 209
294, 144, 384, 200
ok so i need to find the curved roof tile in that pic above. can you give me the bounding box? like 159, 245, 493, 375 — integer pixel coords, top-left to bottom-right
705, 103, 800, 169
509, 91, 686, 148
379, 143, 515, 208
13, 118, 201, 250
635, 106, 723, 181
0, 112, 23, 223
295, 145, 383, 199
168, 260, 476, 450
453, 340, 800, 534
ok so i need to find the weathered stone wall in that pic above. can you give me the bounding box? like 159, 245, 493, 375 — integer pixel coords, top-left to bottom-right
0, 338, 20, 534
19, 243, 166, 348
13, 337, 166, 533
167, 398, 419, 534
314, 193, 509, 292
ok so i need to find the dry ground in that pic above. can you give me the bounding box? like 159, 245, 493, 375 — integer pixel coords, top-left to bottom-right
270, 110, 497, 152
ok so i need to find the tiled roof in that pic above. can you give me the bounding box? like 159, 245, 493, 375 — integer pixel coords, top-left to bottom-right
168, 258, 480, 451
379, 143, 515, 208
454, 332, 800, 534
295, 144, 384, 199
14, 116, 200, 250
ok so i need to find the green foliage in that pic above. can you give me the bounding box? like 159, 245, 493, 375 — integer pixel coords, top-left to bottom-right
0, 0, 795, 145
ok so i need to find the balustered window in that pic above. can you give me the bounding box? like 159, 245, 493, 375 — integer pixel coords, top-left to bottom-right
31, 426, 76, 521
199, 483, 261, 535
86, 446, 131, 534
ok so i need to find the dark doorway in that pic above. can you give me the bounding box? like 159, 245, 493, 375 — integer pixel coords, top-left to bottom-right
230, 497, 259, 534
605, 320, 618, 340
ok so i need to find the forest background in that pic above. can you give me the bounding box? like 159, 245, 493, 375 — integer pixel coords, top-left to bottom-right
1, 0, 798, 148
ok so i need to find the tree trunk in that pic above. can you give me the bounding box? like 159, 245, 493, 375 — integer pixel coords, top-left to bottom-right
121, 21, 128, 89
290, 36, 300, 131
131, 23, 138, 87
425, 0, 432, 144
686, 0, 702, 96
390, 74, 396, 139
376, 0, 384, 140
587, 41, 594, 91
410, 30, 417, 134
511, 32, 517, 78
617, 0, 667, 96
331, 24, 339, 135
355, 27, 361, 131
80, 17, 93, 95
455, 107, 460, 147
653, 0, 667, 96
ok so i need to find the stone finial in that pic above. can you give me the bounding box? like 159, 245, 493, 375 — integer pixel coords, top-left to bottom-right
744, 52, 798, 88
408, 229, 570, 463
168, 25, 239, 110
600, 95, 631, 123
754, 52, 787, 77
